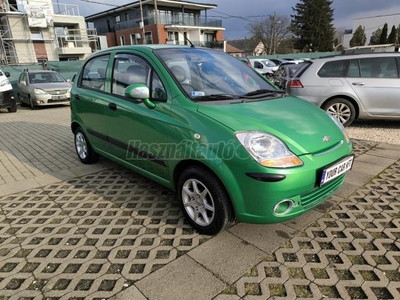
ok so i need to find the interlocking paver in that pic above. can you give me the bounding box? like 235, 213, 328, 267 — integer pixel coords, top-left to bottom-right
1, 106, 400, 299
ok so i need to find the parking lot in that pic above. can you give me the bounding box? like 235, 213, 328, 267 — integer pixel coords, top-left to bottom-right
0, 106, 399, 299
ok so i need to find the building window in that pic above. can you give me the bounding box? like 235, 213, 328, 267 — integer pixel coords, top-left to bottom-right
130, 33, 139, 45
120, 35, 125, 46
145, 32, 153, 44
115, 15, 120, 23
30, 29, 43, 40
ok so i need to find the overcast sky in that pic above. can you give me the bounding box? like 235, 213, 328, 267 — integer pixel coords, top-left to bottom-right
66, 0, 400, 39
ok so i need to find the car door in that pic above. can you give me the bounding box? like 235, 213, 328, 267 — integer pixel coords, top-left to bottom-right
71, 54, 111, 151
17, 72, 28, 103
345, 57, 400, 117
104, 52, 171, 180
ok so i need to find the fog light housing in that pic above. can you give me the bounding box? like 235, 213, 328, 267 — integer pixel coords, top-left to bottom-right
273, 199, 295, 216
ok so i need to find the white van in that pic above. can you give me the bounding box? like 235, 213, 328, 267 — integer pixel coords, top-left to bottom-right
248, 58, 278, 78
0, 69, 16, 112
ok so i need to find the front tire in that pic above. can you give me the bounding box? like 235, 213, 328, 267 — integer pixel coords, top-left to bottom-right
7, 104, 17, 113
322, 98, 356, 127
177, 166, 234, 235
74, 127, 99, 164
29, 96, 36, 110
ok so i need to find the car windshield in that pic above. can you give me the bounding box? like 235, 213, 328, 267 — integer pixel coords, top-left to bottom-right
155, 48, 280, 101
29, 72, 66, 84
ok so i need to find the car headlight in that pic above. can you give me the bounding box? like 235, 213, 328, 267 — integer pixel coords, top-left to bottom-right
235, 131, 303, 168
327, 113, 350, 144
33, 88, 47, 95
0, 78, 10, 87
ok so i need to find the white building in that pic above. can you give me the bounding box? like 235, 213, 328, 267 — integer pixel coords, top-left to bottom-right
0, 0, 98, 65
343, 13, 400, 48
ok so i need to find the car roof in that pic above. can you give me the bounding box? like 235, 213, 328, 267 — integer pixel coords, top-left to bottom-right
314, 52, 400, 62
24, 69, 59, 73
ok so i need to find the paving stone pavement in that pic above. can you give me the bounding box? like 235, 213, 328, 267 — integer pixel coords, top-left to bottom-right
0, 106, 399, 299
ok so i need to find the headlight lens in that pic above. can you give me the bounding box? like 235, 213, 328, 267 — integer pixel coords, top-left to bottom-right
0, 78, 10, 87
33, 88, 47, 95
235, 131, 303, 168
328, 113, 350, 144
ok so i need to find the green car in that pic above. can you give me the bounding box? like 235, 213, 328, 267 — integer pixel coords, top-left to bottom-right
70, 45, 353, 235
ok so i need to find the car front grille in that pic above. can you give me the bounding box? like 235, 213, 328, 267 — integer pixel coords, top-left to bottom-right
301, 174, 345, 209
48, 89, 69, 95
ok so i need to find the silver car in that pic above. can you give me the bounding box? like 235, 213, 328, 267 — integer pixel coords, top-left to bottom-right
287, 53, 400, 126
17, 70, 71, 109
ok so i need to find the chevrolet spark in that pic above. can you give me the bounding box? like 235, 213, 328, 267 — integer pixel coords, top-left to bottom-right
70, 45, 353, 235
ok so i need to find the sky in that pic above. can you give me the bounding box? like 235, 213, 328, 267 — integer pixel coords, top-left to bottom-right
66, 0, 400, 39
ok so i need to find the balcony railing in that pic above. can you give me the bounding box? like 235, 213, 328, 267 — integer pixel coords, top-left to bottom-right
53, 2, 80, 16
96, 16, 222, 35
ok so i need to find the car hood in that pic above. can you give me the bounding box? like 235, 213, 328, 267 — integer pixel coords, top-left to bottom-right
31, 82, 71, 90
197, 96, 346, 155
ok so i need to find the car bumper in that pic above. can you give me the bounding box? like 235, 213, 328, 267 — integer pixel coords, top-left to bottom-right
220, 143, 353, 224
32, 94, 70, 106
0, 90, 16, 108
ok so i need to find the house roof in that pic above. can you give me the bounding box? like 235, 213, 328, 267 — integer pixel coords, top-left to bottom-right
225, 43, 244, 54
85, 0, 217, 20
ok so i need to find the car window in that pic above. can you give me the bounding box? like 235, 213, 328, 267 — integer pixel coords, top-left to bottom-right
347, 60, 360, 77
151, 71, 167, 101
112, 54, 149, 96
80, 54, 110, 91
358, 57, 398, 78
318, 60, 348, 77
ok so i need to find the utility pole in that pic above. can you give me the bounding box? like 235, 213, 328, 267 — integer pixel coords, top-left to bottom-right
154, 0, 160, 44
140, 0, 145, 44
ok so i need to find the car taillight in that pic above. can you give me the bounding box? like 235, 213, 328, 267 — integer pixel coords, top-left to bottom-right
288, 80, 303, 88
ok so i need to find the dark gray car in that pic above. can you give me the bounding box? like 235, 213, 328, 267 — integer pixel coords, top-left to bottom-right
287, 53, 400, 126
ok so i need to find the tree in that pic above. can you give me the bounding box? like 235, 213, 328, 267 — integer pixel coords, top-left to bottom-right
388, 25, 397, 43
370, 28, 382, 45
349, 25, 366, 47
290, 0, 335, 52
379, 23, 388, 44
248, 13, 291, 55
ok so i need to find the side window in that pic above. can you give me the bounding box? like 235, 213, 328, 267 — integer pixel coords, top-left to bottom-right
254, 61, 263, 69
80, 54, 110, 91
318, 60, 348, 77
112, 54, 149, 96
151, 71, 167, 101
359, 57, 398, 78
347, 60, 360, 77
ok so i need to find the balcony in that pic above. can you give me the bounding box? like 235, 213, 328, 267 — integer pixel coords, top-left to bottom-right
53, 2, 80, 16
97, 16, 222, 35
55, 29, 97, 55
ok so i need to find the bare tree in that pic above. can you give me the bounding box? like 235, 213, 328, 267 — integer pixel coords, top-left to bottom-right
248, 13, 291, 55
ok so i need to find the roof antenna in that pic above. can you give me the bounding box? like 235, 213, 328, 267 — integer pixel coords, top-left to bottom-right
171, 22, 195, 48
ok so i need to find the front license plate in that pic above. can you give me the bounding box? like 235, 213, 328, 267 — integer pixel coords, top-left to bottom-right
320, 155, 354, 186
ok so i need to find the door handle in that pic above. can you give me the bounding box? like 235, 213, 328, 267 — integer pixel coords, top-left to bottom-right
352, 82, 365, 86
108, 102, 117, 111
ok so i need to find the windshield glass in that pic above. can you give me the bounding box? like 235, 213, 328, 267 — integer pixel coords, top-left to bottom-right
155, 48, 279, 101
29, 72, 67, 84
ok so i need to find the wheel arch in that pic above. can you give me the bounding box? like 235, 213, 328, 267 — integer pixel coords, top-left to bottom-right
172, 159, 236, 217
322, 95, 360, 120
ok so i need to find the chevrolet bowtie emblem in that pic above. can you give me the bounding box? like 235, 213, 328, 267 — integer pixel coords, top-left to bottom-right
323, 136, 331, 143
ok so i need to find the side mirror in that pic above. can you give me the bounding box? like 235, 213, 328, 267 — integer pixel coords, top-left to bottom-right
4, 71, 10, 77
125, 83, 156, 109
20, 80, 27, 86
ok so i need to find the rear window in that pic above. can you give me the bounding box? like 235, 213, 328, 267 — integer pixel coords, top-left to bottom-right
292, 61, 312, 78
318, 60, 348, 77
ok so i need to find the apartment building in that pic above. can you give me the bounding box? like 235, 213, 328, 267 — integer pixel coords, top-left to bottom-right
0, 0, 97, 65
85, 0, 225, 50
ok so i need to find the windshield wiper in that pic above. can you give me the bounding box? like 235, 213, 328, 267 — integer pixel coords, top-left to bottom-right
241, 89, 285, 99
192, 94, 238, 101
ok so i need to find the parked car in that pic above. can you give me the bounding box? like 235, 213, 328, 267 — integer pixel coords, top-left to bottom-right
0, 69, 17, 112
70, 45, 353, 235
248, 58, 278, 78
17, 69, 71, 109
287, 53, 400, 126
272, 62, 304, 90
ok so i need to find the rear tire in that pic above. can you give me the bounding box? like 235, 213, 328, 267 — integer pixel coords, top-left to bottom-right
322, 98, 356, 127
74, 127, 99, 164
177, 165, 234, 235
